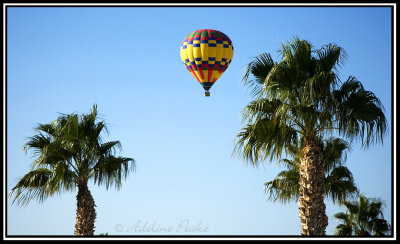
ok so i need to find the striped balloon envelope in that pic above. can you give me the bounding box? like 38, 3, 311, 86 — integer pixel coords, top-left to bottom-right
180, 29, 234, 96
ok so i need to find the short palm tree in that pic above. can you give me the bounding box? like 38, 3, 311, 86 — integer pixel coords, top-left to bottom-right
9, 105, 135, 236
265, 137, 358, 205
334, 195, 391, 236
234, 37, 387, 235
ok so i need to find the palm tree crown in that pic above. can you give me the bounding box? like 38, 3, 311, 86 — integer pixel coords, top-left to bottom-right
235, 37, 386, 164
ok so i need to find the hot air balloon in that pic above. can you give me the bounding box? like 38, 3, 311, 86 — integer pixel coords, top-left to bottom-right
180, 29, 234, 96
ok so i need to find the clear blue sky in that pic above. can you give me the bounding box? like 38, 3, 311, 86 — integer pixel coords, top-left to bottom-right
6, 6, 393, 236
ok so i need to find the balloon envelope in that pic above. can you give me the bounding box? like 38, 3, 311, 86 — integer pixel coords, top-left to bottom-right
180, 29, 234, 96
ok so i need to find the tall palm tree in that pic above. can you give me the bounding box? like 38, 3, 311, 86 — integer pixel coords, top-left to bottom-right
234, 37, 387, 235
265, 137, 358, 205
334, 195, 391, 236
9, 105, 135, 236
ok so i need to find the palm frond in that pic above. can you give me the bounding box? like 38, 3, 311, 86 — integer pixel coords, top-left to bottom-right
263, 61, 300, 100
241, 98, 282, 124
322, 137, 351, 171
316, 43, 347, 73
9, 168, 55, 206
371, 219, 390, 236
303, 71, 336, 106
98, 141, 122, 156
242, 53, 276, 96
35, 122, 57, 137
334, 212, 350, 221
334, 76, 387, 147
233, 116, 298, 166
264, 168, 299, 204
324, 166, 358, 204
334, 224, 353, 236
22, 133, 51, 156
287, 37, 313, 74
277, 158, 298, 169
334, 211, 354, 236
92, 156, 135, 190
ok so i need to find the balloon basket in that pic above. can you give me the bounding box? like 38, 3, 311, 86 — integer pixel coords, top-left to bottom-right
204, 91, 210, 97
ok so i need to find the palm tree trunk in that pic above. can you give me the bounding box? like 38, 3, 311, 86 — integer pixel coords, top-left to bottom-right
74, 182, 96, 236
298, 136, 328, 236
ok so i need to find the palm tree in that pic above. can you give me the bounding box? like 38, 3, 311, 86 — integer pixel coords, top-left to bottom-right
9, 105, 135, 236
234, 37, 387, 235
265, 137, 358, 205
334, 195, 391, 236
